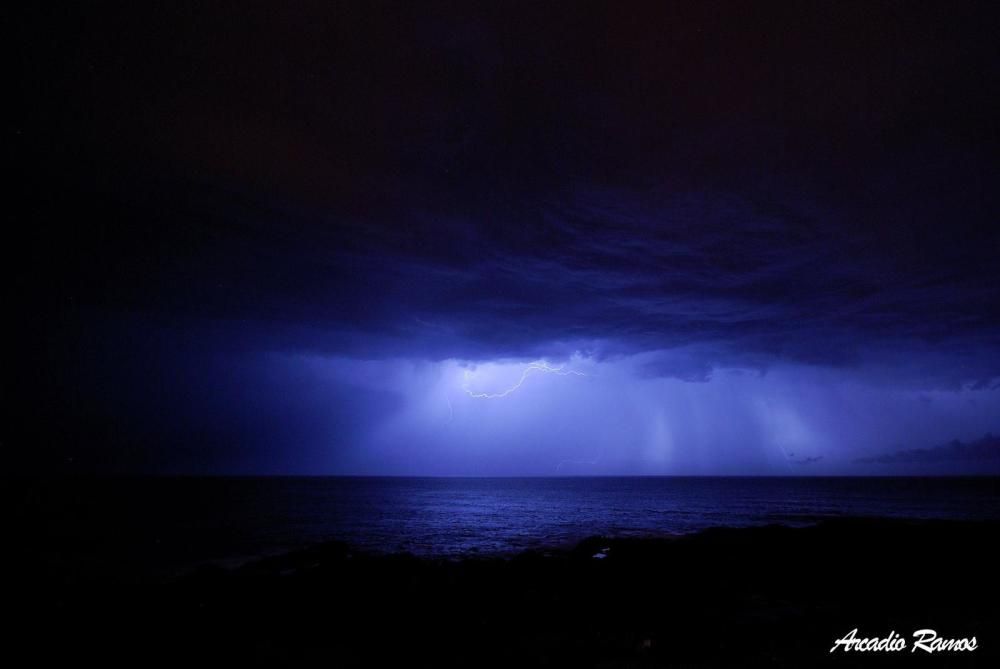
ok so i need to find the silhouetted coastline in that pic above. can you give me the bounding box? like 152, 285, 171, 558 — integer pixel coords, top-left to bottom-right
11, 517, 998, 666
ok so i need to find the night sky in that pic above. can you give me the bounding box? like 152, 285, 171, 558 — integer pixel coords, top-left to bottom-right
10, 1, 1000, 475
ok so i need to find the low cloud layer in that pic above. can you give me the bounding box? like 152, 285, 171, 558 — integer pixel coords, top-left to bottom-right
858, 434, 1000, 470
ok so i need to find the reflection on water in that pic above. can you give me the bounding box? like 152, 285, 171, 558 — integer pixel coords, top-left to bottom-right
10, 476, 1000, 580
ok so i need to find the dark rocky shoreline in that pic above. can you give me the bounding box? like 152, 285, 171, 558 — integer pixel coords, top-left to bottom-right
12, 518, 999, 666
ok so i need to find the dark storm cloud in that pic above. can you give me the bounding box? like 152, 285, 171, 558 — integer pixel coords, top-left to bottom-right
10, 0, 1000, 475
35, 174, 997, 388
15, 2, 998, 381
638, 354, 716, 384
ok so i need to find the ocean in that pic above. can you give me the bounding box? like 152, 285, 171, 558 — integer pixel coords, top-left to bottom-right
9, 476, 1000, 581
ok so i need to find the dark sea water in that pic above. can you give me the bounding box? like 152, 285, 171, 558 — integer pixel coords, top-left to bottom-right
9, 476, 1000, 581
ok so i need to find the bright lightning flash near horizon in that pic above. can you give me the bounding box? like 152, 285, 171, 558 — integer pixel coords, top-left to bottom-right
461, 361, 585, 399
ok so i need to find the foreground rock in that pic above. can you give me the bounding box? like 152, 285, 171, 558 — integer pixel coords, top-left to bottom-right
11, 518, 999, 667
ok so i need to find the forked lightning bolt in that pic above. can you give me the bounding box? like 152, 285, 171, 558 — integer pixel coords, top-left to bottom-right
462, 361, 585, 399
